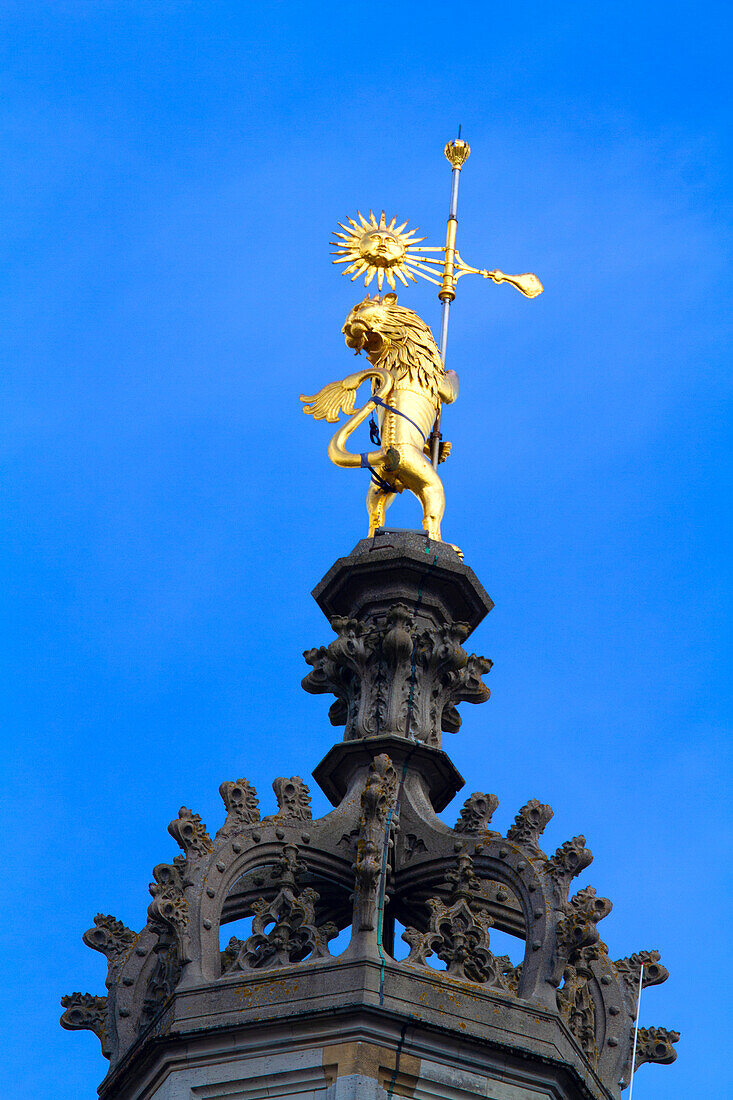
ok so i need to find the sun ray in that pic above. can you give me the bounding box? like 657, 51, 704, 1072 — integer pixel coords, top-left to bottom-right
347, 261, 369, 280
404, 261, 442, 286
330, 210, 447, 293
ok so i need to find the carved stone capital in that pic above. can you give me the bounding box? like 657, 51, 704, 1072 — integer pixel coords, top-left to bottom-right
304, 604, 491, 746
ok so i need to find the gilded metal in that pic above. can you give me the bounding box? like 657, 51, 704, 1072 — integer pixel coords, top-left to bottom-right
314, 137, 544, 536
454, 253, 543, 298
444, 137, 471, 169
300, 294, 458, 543
331, 210, 433, 292
331, 218, 543, 299
439, 217, 459, 302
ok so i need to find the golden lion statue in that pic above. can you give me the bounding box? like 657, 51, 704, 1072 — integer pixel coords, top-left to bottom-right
300, 293, 458, 542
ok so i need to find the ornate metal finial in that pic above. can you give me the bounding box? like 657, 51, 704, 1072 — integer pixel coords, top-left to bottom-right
444, 136, 471, 169
300, 138, 544, 544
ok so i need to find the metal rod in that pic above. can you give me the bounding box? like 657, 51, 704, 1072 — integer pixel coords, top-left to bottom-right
438, 297, 451, 362
627, 963, 645, 1100
430, 163, 463, 467
439, 166, 461, 361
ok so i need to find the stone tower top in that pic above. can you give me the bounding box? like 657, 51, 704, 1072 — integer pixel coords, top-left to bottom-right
61, 534, 678, 1100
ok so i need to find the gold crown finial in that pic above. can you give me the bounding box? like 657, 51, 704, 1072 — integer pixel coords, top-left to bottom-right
444, 138, 471, 170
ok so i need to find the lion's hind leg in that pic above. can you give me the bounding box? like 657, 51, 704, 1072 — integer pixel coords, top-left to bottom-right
397, 445, 446, 542
366, 479, 397, 538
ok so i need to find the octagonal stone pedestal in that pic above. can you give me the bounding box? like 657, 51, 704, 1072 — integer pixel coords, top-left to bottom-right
99, 953, 613, 1100
313, 529, 493, 633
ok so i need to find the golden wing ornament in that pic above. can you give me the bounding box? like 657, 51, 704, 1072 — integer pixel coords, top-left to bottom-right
299, 377, 361, 423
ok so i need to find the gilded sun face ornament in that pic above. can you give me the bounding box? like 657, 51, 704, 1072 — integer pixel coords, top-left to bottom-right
331, 210, 445, 292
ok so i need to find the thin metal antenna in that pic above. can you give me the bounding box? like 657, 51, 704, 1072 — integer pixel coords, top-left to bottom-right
628, 963, 645, 1100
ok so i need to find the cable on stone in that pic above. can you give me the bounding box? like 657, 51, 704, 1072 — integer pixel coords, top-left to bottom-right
385, 1018, 411, 1100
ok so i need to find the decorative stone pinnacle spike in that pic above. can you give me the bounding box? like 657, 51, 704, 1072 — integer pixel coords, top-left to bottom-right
507, 799, 554, 850
454, 792, 500, 834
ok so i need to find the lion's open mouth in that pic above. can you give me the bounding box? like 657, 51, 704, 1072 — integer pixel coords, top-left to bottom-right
342, 320, 384, 355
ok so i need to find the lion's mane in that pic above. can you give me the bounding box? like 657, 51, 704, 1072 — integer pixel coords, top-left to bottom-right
345, 295, 445, 403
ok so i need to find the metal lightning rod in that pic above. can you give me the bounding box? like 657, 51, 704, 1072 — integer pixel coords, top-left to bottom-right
429, 131, 471, 468
627, 963, 645, 1099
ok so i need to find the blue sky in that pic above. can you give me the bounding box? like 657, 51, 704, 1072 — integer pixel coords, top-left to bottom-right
1, 3, 730, 1097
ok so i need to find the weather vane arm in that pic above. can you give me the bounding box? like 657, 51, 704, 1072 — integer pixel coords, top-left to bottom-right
453, 255, 543, 298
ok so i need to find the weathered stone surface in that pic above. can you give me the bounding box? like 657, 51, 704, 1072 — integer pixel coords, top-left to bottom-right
353, 753, 398, 935
268, 776, 312, 821
303, 603, 491, 746
217, 777, 260, 835
557, 886, 613, 965
546, 836, 594, 889
223, 845, 337, 970
312, 529, 493, 632
634, 1026, 679, 1070
403, 854, 513, 989
507, 798, 554, 850
62, 537, 677, 1099
454, 791, 500, 834
313, 733, 464, 811
60, 993, 110, 1057
168, 807, 212, 858
613, 949, 669, 996
83, 914, 137, 965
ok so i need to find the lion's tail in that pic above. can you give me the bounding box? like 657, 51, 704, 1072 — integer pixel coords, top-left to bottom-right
326, 367, 394, 469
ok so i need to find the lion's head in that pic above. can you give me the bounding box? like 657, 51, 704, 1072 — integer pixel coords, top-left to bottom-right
342, 293, 444, 400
